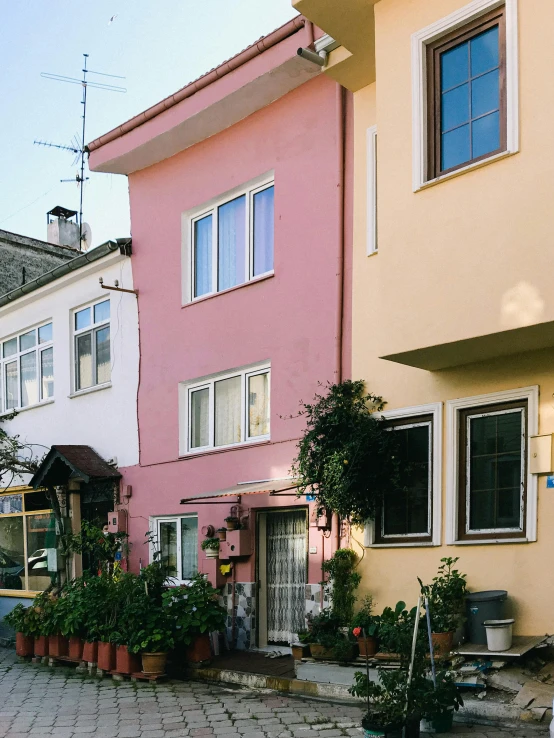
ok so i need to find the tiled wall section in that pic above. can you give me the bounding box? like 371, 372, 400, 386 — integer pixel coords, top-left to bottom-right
305, 583, 330, 620
221, 582, 256, 650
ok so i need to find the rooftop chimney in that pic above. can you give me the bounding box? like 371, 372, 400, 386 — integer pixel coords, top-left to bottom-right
47, 206, 80, 250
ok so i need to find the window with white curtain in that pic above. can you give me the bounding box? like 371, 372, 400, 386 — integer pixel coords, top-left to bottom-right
73, 299, 110, 392
0, 322, 54, 413
189, 177, 274, 300
155, 515, 198, 582
180, 363, 270, 454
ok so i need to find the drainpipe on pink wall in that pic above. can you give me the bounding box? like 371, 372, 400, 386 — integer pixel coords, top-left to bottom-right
334, 83, 346, 557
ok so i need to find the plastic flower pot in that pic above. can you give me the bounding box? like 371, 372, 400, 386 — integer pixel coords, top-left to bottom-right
68, 636, 83, 661
309, 643, 336, 660
186, 633, 212, 663
217, 529, 227, 541
226, 519, 238, 531
115, 645, 141, 675
15, 633, 34, 658
431, 710, 454, 733
484, 619, 514, 652
82, 641, 98, 663
361, 713, 403, 738
431, 631, 454, 657
357, 636, 378, 657
141, 651, 168, 675
34, 635, 49, 657
205, 548, 219, 559
49, 634, 69, 657
97, 641, 116, 671
291, 643, 310, 660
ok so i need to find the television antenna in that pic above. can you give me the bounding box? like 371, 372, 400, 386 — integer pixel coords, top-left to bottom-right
35, 54, 126, 247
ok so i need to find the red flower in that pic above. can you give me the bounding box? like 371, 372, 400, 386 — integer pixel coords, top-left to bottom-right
352, 627, 362, 638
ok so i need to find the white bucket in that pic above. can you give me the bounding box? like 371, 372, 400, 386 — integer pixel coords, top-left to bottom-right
484, 619, 514, 652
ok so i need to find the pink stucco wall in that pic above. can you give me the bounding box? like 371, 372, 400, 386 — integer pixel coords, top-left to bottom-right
117, 73, 352, 584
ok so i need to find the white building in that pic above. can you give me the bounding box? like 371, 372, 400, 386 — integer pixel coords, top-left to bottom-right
0, 235, 139, 619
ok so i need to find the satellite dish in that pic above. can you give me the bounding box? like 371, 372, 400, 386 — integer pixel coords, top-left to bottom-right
81, 222, 92, 251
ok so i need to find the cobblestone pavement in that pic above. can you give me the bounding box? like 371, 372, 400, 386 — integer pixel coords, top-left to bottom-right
0, 649, 548, 738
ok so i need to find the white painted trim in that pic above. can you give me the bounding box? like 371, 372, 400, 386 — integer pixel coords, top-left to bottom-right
364, 402, 442, 547
149, 514, 199, 584
366, 126, 378, 256
315, 34, 340, 54
445, 385, 538, 545
182, 171, 274, 304
411, 0, 519, 191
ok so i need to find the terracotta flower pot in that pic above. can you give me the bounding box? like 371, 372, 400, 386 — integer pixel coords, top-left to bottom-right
68, 636, 83, 661
82, 641, 98, 663
34, 635, 49, 657
226, 520, 237, 531
15, 633, 34, 657
431, 631, 454, 657
309, 643, 336, 660
49, 634, 69, 657
291, 643, 310, 660
185, 633, 211, 663
357, 636, 378, 657
97, 641, 116, 671
141, 651, 168, 675
115, 645, 141, 675
217, 530, 227, 541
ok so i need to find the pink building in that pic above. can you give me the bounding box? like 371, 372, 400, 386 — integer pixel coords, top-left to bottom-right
89, 17, 352, 650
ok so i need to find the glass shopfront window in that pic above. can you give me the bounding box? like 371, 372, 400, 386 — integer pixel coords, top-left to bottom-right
0, 489, 55, 593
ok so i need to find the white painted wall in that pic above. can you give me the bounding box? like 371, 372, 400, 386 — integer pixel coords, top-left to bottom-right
0, 248, 139, 485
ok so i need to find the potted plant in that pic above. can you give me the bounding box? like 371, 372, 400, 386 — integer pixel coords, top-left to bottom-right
421, 670, 464, 734
29, 592, 51, 658
128, 602, 174, 675
307, 609, 355, 661
418, 558, 467, 657
163, 573, 226, 663
291, 630, 311, 660
4, 604, 34, 657
352, 595, 379, 656
201, 537, 220, 559
224, 516, 239, 531
216, 528, 227, 541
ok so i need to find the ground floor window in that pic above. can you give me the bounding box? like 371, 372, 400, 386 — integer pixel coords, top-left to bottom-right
458, 400, 527, 541
154, 515, 198, 582
0, 488, 56, 593
375, 414, 433, 544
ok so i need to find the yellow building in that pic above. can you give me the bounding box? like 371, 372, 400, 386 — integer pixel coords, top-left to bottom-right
295, 0, 554, 636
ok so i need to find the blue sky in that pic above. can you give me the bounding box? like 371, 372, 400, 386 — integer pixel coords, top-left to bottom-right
0, 1, 297, 247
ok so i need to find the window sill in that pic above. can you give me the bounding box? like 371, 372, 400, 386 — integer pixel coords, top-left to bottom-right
366, 541, 439, 549
0, 399, 54, 418
415, 149, 518, 192
179, 438, 270, 460
184, 272, 274, 308
69, 382, 112, 399
449, 537, 531, 546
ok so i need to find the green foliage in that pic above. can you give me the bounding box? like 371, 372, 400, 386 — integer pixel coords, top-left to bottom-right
321, 548, 361, 625
3, 603, 29, 634
419, 670, 464, 720
351, 595, 380, 637
352, 668, 410, 728
418, 557, 468, 634
61, 521, 129, 575
126, 597, 175, 654
292, 380, 402, 525
200, 538, 221, 551
162, 573, 226, 645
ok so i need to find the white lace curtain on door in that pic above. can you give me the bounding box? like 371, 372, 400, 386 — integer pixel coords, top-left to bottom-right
267, 510, 307, 644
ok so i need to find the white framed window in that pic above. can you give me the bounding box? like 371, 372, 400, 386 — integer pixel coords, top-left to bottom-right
446, 386, 538, 545
73, 299, 110, 392
411, 0, 518, 190
367, 125, 377, 255
152, 515, 198, 583
179, 363, 270, 455
184, 174, 275, 302
0, 322, 54, 413
365, 402, 442, 547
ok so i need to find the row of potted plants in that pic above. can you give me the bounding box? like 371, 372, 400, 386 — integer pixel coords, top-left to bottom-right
4, 566, 226, 677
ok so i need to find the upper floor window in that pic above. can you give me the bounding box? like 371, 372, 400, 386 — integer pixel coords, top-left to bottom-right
427, 5, 506, 178
180, 363, 270, 454
190, 178, 274, 300
0, 322, 53, 412
73, 299, 110, 392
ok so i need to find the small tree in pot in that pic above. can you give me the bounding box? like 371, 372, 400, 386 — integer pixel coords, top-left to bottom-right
352, 595, 380, 656
418, 557, 467, 657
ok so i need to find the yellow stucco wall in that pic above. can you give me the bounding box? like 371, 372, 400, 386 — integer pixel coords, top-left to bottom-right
344, 0, 554, 635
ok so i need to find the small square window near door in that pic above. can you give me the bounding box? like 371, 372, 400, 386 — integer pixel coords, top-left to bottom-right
427, 5, 506, 179
457, 400, 527, 541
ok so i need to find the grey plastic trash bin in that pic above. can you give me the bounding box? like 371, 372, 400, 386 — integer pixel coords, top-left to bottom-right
466, 590, 507, 645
